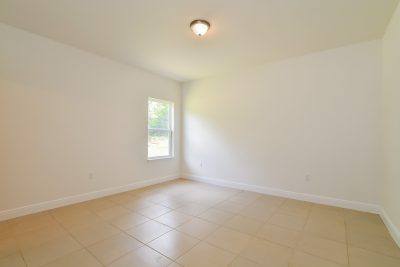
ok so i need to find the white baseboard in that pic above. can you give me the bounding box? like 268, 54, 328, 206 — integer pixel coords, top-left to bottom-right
380, 208, 400, 247
182, 173, 380, 213
184, 173, 400, 248
0, 174, 179, 222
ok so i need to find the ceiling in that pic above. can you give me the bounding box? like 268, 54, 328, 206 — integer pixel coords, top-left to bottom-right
0, 0, 399, 82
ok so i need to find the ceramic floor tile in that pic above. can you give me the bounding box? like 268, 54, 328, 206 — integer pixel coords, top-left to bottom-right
70, 222, 120, 246
277, 201, 311, 219
223, 215, 263, 235
95, 205, 131, 221
268, 212, 307, 231
345, 210, 383, 225
282, 199, 312, 209
309, 204, 345, 223
0, 253, 26, 267
176, 242, 236, 267
110, 212, 149, 230
197, 208, 234, 225
11, 213, 57, 235
226, 195, 255, 206
42, 249, 102, 267
229, 256, 263, 267
205, 227, 252, 254
238, 205, 276, 222
16, 223, 67, 250
175, 203, 209, 216
255, 195, 285, 207
80, 199, 116, 212
346, 219, 391, 239
154, 211, 193, 228
0, 223, 13, 241
59, 213, 103, 232
137, 193, 170, 204
0, 237, 18, 258
232, 191, 262, 201
148, 230, 199, 260
297, 234, 348, 265
256, 223, 301, 248
108, 245, 172, 267
122, 199, 153, 211
126, 220, 171, 243
106, 193, 136, 205
4, 180, 398, 267
214, 200, 247, 214
51, 207, 93, 223
177, 218, 218, 240
347, 228, 400, 258
159, 199, 187, 209
289, 250, 346, 267
241, 238, 293, 267
304, 218, 346, 243
137, 205, 172, 219
22, 235, 82, 267
348, 246, 400, 267
87, 232, 143, 264
167, 262, 182, 267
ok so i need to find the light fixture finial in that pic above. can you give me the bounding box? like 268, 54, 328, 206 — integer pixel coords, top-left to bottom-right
190, 19, 210, 36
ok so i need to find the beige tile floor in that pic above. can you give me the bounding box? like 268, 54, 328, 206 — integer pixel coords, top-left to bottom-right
0, 179, 399, 267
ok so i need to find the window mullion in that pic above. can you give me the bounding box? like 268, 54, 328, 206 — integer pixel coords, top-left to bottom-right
148, 128, 170, 131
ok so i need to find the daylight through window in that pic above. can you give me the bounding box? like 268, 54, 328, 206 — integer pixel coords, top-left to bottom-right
148, 98, 174, 159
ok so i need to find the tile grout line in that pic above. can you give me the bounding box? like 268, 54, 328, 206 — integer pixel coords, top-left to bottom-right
18, 249, 28, 267
287, 201, 313, 267
161, 191, 243, 265
2, 222, 29, 267
49, 196, 182, 266
47, 210, 106, 267
5, 180, 399, 266
344, 210, 351, 266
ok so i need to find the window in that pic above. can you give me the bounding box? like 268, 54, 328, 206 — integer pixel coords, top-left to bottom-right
148, 98, 174, 159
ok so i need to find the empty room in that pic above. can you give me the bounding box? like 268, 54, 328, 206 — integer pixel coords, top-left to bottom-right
0, 0, 400, 266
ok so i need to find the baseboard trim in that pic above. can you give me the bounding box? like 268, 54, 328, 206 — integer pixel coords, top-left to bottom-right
182, 173, 380, 213
0, 174, 179, 222
380, 208, 400, 247
184, 174, 400, 247
186, 173, 400, 248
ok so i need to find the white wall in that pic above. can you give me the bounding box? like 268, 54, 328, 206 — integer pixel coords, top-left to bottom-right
382, 3, 400, 236
182, 40, 382, 206
0, 23, 181, 214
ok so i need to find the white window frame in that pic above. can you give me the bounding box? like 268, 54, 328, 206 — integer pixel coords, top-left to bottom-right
147, 98, 174, 160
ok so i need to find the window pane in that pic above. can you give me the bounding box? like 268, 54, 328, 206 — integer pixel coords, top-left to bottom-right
148, 129, 170, 158
148, 100, 169, 129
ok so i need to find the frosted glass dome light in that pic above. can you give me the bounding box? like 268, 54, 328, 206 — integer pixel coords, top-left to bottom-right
190, 20, 210, 36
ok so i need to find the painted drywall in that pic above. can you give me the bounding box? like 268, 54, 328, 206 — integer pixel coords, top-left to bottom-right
182, 40, 382, 205
0, 23, 181, 213
382, 3, 400, 235
1, 0, 398, 81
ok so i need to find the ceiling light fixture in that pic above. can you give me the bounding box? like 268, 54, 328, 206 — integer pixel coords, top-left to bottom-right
190, 19, 210, 36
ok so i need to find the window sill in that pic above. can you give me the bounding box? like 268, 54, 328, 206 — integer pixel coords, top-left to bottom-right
147, 156, 174, 161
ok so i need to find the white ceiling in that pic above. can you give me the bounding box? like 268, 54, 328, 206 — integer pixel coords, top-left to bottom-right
0, 0, 398, 82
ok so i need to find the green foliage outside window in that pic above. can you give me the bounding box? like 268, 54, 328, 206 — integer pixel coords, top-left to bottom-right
148, 99, 173, 158
148, 100, 169, 129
